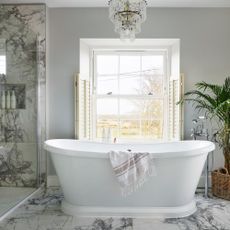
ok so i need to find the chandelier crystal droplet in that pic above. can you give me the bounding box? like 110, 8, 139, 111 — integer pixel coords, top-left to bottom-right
108, 0, 147, 40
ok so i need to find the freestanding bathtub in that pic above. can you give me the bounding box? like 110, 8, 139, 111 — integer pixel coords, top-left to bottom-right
44, 139, 215, 218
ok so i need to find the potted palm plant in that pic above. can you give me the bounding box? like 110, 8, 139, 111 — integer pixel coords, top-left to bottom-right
179, 77, 230, 199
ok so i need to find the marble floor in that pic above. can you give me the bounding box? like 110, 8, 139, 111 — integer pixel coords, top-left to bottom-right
0, 187, 230, 230
0, 187, 36, 217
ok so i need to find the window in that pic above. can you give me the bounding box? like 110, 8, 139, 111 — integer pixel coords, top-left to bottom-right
0, 39, 6, 75
76, 39, 182, 142
93, 51, 167, 141
0, 56, 6, 74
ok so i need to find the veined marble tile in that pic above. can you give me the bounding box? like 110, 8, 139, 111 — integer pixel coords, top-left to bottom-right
164, 195, 230, 230
133, 218, 180, 230
0, 187, 230, 230
0, 4, 46, 186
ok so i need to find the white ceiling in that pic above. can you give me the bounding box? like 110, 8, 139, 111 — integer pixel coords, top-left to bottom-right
1, 0, 230, 8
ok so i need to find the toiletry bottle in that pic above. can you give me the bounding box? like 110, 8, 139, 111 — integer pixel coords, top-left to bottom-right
1, 91, 5, 109
11, 90, 16, 109
6, 91, 11, 109
107, 128, 111, 143
102, 128, 106, 142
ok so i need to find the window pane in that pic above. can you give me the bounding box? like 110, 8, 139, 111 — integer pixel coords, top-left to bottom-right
97, 75, 118, 95
120, 99, 164, 139
120, 99, 140, 120
120, 120, 140, 138
96, 119, 119, 139
140, 99, 163, 120
97, 55, 118, 75
141, 120, 163, 139
119, 75, 141, 95
96, 98, 119, 139
141, 75, 164, 96
120, 99, 163, 120
97, 98, 118, 116
142, 55, 164, 75
120, 55, 140, 75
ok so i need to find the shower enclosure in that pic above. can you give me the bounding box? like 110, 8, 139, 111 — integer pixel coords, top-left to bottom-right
0, 4, 46, 217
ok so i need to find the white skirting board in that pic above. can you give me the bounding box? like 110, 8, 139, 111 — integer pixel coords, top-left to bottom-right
47, 175, 212, 188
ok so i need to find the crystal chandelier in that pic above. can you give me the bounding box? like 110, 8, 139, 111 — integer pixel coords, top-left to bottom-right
108, 0, 147, 40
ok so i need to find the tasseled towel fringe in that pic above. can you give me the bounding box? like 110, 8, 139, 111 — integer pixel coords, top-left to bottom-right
121, 158, 156, 197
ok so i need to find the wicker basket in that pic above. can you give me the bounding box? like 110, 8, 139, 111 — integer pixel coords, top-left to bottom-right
211, 168, 230, 200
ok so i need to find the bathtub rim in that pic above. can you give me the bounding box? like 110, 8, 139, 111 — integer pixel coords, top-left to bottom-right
61, 198, 197, 218
44, 139, 215, 159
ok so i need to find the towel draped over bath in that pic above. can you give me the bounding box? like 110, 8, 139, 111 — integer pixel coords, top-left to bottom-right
109, 150, 156, 196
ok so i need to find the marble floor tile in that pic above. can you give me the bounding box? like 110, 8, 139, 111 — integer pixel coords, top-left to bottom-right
0, 187, 35, 217
0, 187, 230, 230
133, 218, 180, 230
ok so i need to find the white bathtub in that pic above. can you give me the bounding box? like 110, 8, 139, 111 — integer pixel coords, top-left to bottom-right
44, 139, 215, 218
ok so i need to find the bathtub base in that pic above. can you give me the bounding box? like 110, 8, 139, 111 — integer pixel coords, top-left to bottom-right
62, 200, 197, 218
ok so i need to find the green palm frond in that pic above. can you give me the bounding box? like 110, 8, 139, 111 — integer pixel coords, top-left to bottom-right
184, 90, 217, 107
214, 99, 230, 123
224, 77, 230, 92
181, 77, 230, 170
179, 77, 230, 156
179, 77, 230, 126
195, 81, 222, 96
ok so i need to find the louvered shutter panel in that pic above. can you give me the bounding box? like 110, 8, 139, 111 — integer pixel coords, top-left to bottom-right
85, 80, 90, 139
75, 74, 91, 140
169, 74, 184, 140
169, 80, 174, 139
179, 74, 184, 140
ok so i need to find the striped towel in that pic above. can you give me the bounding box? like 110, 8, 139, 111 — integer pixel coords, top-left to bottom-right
109, 150, 156, 196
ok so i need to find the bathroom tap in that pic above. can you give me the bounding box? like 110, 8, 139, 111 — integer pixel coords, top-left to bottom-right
191, 117, 209, 140
191, 127, 209, 140
211, 130, 219, 143
196, 124, 205, 135
191, 128, 196, 138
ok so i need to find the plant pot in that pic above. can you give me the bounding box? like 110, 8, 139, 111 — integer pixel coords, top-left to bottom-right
211, 167, 230, 200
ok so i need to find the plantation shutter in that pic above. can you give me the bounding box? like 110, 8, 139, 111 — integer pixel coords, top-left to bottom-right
169, 73, 184, 140
75, 73, 91, 139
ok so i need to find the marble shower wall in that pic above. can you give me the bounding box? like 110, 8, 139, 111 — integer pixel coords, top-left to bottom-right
0, 5, 46, 187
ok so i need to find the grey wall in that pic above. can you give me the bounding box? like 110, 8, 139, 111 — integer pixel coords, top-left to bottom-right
48, 8, 230, 174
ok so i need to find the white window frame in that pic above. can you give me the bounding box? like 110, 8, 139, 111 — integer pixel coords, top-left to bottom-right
91, 49, 170, 142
